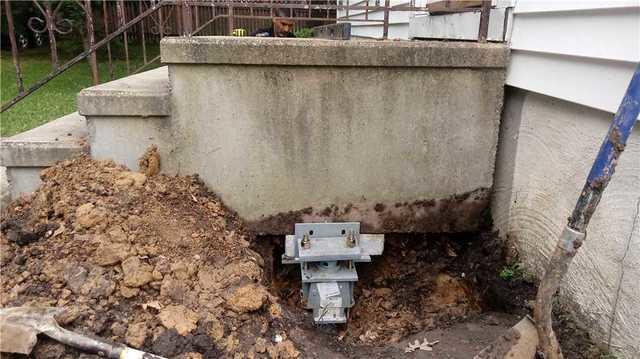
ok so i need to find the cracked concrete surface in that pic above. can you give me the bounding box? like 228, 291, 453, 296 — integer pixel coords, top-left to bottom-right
607, 197, 640, 349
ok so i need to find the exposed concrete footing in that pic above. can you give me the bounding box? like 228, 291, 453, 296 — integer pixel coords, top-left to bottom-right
248, 188, 491, 234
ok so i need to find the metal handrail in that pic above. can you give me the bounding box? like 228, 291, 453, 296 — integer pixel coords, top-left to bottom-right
1, 0, 168, 112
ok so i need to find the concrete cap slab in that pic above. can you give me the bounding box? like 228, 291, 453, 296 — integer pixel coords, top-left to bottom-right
161, 36, 508, 68
77, 66, 170, 117
1, 112, 88, 167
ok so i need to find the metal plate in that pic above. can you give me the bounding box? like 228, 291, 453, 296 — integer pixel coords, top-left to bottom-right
297, 236, 363, 261
313, 307, 347, 324
295, 222, 360, 238
304, 281, 354, 309
301, 262, 358, 283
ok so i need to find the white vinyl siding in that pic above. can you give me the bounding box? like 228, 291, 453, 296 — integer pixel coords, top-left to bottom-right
506, 1, 640, 113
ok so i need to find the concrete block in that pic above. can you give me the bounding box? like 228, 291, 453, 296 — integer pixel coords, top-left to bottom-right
313, 23, 351, 40
0, 167, 9, 210
78, 67, 170, 117
87, 116, 173, 172
409, 8, 508, 42
6, 167, 43, 200
160, 36, 509, 68
162, 37, 506, 234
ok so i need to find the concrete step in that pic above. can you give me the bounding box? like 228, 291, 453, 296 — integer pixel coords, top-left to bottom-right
0, 112, 88, 202
77, 66, 170, 172
77, 66, 170, 117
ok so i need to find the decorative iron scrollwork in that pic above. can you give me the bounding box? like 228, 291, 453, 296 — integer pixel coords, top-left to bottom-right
27, 1, 74, 35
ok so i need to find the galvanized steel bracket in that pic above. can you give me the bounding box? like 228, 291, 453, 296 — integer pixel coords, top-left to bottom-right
282, 222, 384, 324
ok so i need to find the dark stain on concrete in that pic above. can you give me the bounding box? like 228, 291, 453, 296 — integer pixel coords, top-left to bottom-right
246, 188, 491, 235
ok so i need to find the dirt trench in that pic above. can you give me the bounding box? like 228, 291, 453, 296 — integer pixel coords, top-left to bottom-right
0, 156, 605, 359
253, 232, 538, 358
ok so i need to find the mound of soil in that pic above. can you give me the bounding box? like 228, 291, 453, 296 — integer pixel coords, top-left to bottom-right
0, 155, 606, 359
0, 156, 298, 358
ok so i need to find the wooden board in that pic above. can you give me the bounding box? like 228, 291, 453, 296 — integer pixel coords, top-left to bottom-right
428, 0, 483, 15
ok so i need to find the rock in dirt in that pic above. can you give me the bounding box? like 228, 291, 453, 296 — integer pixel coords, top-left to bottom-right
64, 264, 88, 293
138, 145, 161, 177
93, 238, 131, 266
55, 305, 84, 325
81, 266, 116, 298
206, 317, 225, 342
75, 203, 106, 230
227, 284, 267, 313
126, 322, 148, 348
120, 286, 140, 298
177, 353, 203, 359
269, 303, 283, 318
266, 340, 300, 359
115, 171, 147, 188
160, 277, 190, 303
122, 257, 153, 287
159, 305, 199, 336
254, 337, 267, 353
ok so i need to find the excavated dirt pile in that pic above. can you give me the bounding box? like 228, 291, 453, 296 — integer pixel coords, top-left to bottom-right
0, 156, 298, 358
0, 156, 605, 359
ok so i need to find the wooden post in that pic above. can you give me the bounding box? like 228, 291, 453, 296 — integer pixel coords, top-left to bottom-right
227, 4, 234, 35
194, 2, 199, 29
44, 0, 59, 68
365, 0, 369, 21
102, 0, 114, 80
84, 0, 99, 85
3, 0, 24, 93
478, 0, 491, 43
181, 0, 193, 35
139, 1, 147, 63
159, 6, 165, 38
116, 0, 130, 74
382, 0, 390, 39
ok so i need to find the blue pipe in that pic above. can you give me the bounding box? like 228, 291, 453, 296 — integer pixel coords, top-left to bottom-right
569, 64, 640, 231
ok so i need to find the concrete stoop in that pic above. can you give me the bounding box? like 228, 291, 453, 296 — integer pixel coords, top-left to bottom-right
0, 112, 89, 203
6, 39, 509, 236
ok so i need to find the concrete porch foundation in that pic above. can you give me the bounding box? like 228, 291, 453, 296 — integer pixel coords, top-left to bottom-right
160, 37, 508, 234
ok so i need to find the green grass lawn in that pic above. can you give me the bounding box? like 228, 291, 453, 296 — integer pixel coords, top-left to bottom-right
1, 44, 160, 137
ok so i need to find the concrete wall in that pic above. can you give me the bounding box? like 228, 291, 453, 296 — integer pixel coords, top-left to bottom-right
161, 37, 508, 234
493, 88, 640, 358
